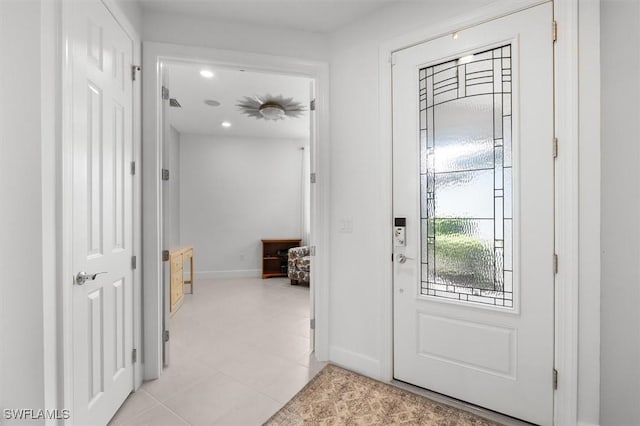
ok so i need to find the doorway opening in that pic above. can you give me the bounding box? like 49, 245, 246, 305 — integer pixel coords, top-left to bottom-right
141, 42, 329, 390
157, 59, 318, 373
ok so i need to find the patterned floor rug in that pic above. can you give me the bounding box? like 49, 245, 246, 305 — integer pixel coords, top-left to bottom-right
264, 364, 501, 426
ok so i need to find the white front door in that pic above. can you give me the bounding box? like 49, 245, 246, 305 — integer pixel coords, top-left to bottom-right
70, 1, 135, 424
392, 3, 554, 425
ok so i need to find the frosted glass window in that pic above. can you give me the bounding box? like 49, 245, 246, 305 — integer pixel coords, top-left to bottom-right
420, 45, 513, 307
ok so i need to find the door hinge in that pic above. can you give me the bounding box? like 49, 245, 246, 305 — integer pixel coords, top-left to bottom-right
162, 169, 170, 181
162, 250, 170, 262
552, 20, 558, 42
553, 137, 558, 159
130, 161, 136, 175
310, 99, 316, 111
131, 65, 141, 81
163, 330, 170, 342
131, 255, 137, 270
132, 348, 137, 363
310, 173, 317, 183
310, 318, 316, 330
162, 86, 170, 100
310, 246, 316, 256
553, 368, 558, 389
553, 253, 558, 274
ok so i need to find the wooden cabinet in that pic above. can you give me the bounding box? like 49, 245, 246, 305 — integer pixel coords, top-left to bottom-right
261, 239, 301, 279
169, 246, 194, 315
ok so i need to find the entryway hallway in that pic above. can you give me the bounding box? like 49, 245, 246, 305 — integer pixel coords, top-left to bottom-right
109, 277, 324, 425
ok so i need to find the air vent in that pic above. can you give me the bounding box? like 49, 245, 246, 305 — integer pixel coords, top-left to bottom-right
169, 98, 181, 108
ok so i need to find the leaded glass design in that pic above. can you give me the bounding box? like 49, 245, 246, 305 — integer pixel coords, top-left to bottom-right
420, 45, 513, 307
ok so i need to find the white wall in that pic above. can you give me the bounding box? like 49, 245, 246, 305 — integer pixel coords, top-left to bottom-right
600, 1, 640, 424
326, 0, 495, 376
142, 10, 329, 62
179, 134, 306, 277
0, 0, 57, 421
302, 144, 311, 244
112, 0, 142, 35
578, 1, 601, 424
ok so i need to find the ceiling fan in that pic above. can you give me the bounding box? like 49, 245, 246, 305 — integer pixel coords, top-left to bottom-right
236, 94, 306, 121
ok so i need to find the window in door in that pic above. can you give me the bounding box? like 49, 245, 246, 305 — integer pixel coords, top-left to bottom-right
420, 45, 513, 307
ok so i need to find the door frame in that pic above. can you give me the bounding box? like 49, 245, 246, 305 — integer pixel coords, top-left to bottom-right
378, 0, 585, 424
141, 42, 331, 379
59, 0, 143, 420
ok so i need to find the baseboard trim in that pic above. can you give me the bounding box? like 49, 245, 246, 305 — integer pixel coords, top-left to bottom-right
329, 346, 381, 380
193, 269, 261, 280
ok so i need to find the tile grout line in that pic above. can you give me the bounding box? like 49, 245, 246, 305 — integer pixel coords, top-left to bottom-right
147, 369, 224, 406
111, 389, 168, 426
210, 370, 291, 407
138, 387, 195, 426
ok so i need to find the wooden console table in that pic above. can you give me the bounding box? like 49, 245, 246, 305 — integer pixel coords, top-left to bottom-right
169, 246, 194, 315
261, 239, 301, 279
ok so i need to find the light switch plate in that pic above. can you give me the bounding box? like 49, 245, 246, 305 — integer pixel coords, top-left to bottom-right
339, 217, 353, 233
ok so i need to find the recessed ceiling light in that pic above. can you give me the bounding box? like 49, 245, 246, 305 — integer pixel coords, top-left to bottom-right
204, 99, 221, 107
458, 54, 474, 65
221, 121, 231, 128
200, 69, 214, 78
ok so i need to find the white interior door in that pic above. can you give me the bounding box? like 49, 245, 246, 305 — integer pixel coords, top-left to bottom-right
308, 81, 316, 352
71, 1, 134, 424
161, 65, 172, 367
392, 3, 554, 425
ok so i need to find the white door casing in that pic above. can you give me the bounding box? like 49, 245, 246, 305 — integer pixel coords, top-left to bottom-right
392, 3, 554, 425
70, 0, 135, 423
142, 42, 331, 377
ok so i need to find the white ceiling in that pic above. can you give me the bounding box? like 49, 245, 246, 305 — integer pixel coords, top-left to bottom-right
165, 62, 311, 139
138, 0, 399, 33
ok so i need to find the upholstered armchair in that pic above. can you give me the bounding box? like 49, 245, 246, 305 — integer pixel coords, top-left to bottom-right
288, 246, 310, 285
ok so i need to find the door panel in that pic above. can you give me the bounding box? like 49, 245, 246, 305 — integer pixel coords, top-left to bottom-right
71, 1, 134, 424
392, 3, 554, 425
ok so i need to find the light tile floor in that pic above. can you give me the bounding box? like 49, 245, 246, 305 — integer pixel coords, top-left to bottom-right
109, 277, 325, 426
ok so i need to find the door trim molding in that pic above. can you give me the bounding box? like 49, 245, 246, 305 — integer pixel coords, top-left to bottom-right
141, 42, 331, 379
378, 0, 582, 424
61, 0, 74, 417
553, 0, 580, 424
59, 0, 143, 420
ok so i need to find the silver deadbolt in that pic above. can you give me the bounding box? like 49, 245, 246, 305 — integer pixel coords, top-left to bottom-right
75, 271, 107, 286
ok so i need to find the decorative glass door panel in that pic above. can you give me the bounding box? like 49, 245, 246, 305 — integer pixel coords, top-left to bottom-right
419, 45, 513, 307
